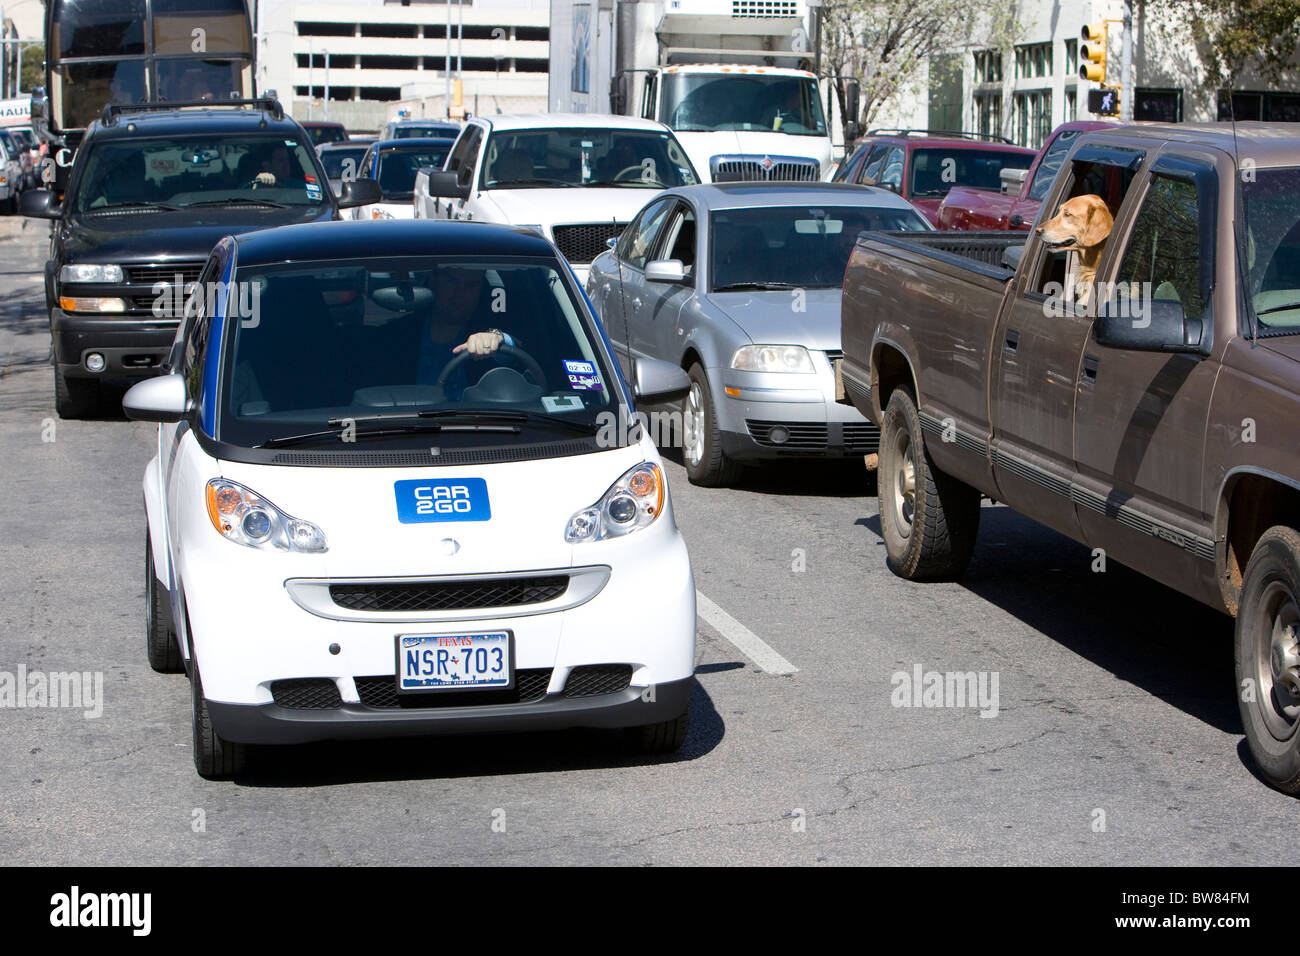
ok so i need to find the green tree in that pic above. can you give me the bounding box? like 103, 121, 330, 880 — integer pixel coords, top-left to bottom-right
20, 41, 44, 93
1152, 0, 1300, 88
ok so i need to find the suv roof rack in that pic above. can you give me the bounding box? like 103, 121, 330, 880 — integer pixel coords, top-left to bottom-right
866, 128, 1016, 145
101, 95, 285, 127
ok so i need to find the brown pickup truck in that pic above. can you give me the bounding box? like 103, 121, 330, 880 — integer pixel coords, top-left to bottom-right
839, 123, 1300, 793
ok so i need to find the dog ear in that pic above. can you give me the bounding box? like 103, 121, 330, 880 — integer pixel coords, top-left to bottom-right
1079, 196, 1114, 249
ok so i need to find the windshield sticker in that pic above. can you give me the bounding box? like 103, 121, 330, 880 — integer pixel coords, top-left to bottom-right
541, 394, 585, 414
305, 182, 322, 199
563, 359, 603, 391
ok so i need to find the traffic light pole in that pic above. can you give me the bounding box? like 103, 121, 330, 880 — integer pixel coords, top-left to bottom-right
1120, 0, 1133, 121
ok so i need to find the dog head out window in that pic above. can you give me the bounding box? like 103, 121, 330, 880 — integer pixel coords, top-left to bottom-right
1033, 158, 1140, 300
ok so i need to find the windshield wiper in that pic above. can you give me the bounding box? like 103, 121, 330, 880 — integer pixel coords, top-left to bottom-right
258, 418, 521, 448
713, 281, 802, 292
582, 178, 662, 188
487, 178, 577, 188
418, 408, 600, 434
185, 197, 290, 209
88, 200, 181, 212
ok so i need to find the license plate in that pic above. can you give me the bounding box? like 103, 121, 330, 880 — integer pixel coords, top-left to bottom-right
396, 631, 513, 692
394, 477, 491, 524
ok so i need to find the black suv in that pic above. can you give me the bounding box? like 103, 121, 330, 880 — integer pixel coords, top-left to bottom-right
22, 97, 381, 417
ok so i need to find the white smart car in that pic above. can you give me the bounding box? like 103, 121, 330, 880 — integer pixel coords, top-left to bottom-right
126, 219, 697, 779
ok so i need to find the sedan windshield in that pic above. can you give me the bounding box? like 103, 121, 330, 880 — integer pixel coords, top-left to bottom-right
72, 135, 326, 211
711, 204, 931, 291
1243, 167, 1300, 333
217, 256, 620, 448
376, 143, 452, 199
909, 148, 1034, 199
320, 146, 368, 181
482, 128, 699, 188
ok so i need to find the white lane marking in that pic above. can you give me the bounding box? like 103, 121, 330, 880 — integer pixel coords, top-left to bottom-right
696, 590, 798, 676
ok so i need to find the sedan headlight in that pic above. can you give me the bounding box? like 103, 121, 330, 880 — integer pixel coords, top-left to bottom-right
730, 345, 815, 373
205, 479, 327, 552
59, 263, 125, 284
565, 462, 664, 543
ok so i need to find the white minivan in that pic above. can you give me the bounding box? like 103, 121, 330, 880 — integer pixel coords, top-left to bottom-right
126, 218, 697, 778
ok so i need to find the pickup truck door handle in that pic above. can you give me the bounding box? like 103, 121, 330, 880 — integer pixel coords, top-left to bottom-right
1081, 354, 1100, 384
1004, 329, 1020, 353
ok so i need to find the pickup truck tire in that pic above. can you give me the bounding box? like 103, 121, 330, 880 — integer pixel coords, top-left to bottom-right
145, 531, 184, 674
683, 363, 740, 487
878, 387, 980, 580
54, 369, 99, 419
1235, 525, 1300, 794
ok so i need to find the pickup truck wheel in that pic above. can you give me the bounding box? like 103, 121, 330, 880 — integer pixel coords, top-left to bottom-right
54, 369, 99, 419
145, 531, 184, 674
1236, 526, 1300, 794
878, 388, 979, 580
682, 364, 740, 487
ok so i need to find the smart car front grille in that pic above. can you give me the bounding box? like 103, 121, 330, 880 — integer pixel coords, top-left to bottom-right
553, 223, 627, 264
561, 664, 633, 698
271, 678, 343, 709
329, 576, 570, 613
354, 669, 553, 708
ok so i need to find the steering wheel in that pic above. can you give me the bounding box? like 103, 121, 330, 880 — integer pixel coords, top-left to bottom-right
612, 164, 649, 183
435, 342, 546, 392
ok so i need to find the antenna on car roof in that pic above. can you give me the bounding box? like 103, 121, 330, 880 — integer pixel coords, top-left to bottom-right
1226, 89, 1257, 345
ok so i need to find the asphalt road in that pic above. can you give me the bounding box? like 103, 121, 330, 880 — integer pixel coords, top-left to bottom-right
0, 226, 1293, 866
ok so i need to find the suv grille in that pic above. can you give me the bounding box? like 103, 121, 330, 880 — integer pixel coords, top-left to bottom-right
562, 664, 633, 698
712, 156, 819, 182
126, 263, 204, 286
355, 669, 553, 708
271, 678, 343, 710
124, 261, 205, 317
330, 576, 569, 613
553, 223, 626, 264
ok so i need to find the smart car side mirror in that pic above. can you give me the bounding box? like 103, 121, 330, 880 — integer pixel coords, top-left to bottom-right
337, 178, 383, 209
632, 357, 690, 403
123, 374, 193, 423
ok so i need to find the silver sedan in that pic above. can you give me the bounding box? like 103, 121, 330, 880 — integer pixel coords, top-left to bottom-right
586, 181, 932, 485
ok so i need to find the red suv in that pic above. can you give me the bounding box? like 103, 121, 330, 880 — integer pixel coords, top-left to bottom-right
832, 129, 1036, 225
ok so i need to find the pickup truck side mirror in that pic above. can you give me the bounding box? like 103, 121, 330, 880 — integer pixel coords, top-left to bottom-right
20, 189, 61, 219
1094, 297, 1204, 353
425, 170, 471, 200
843, 120, 861, 142
337, 178, 382, 209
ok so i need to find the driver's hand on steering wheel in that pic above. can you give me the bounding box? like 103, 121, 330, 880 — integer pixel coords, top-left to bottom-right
253, 171, 276, 186
453, 330, 504, 357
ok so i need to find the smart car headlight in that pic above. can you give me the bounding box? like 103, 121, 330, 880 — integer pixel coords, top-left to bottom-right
730, 345, 814, 373
564, 462, 664, 543
205, 479, 327, 552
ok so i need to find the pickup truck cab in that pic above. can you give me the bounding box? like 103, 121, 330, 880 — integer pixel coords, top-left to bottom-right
414, 114, 700, 284
937, 121, 1115, 231
840, 123, 1300, 793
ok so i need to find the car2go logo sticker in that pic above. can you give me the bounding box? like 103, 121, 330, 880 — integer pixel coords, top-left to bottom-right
395, 478, 491, 523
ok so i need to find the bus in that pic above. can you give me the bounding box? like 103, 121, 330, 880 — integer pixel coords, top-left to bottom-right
43, 0, 254, 140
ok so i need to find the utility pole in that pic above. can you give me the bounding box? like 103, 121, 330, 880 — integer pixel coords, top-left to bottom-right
308, 37, 314, 120
1120, 0, 1133, 122
1, 7, 8, 100
324, 49, 330, 121
445, 2, 451, 119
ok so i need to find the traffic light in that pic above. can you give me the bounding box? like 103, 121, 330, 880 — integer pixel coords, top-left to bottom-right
1080, 23, 1106, 82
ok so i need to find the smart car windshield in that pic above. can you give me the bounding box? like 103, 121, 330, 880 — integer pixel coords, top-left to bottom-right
482, 128, 699, 188
216, 256, 621, 448
711, 204, 931, 291
72, 134, 326, 211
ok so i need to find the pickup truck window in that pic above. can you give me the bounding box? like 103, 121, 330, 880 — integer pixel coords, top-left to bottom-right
1027, 129, 1082, 203
1244, 167, 1300, 333
445, 125, 483, 187
1032, 159, 1138, 298
1115, 175, 1206, 320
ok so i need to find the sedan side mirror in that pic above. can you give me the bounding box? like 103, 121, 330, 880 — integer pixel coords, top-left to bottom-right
425, 170, 471, 200
123, 373, 193, 423
337, 177, 383, 209
1094, 297, 1204, 353
645, 259, 686, 283
21, 188, 61, 219
632, 356, 690, 403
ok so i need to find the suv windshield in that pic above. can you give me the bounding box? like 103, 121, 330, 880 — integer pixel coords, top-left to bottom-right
376, 143, 452, 199
711, 204, 931, 291
661, 73, 827, 136
1243, 167, 1300, 333
217, 256, 621, 448
71, 134, 326, 212
482, 128, 699, 188
909, 148, 1033, 199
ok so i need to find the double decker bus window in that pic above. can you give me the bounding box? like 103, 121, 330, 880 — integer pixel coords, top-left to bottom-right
155, 59, 245, 101
153, 0, 252, 55
52, 0, 146, 59
55, 61, 148, 130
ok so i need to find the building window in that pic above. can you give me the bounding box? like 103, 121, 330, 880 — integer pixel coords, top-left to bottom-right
1015, 42, 1052, 79
1065, 87, 1077, 121
1135, 88, 1183, 122
1065, 39, 1078, 77
1013, 89, 1052, 148
973, 50, 1003, 84
974, 92, 1002, 139
1218, 90, 1300, 122
297, 21, 355, 38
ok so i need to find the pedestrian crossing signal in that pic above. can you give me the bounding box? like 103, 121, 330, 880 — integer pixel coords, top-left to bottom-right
1088, 88, 1120, 116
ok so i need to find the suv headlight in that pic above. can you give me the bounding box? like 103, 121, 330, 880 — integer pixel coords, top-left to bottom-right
205, 479, 327, 552
565, 462, 664, 543
59, 263, 125, 284
730, 345, 814, 373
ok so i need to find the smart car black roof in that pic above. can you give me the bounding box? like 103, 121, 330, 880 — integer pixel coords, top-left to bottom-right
231, 220, 558, 267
